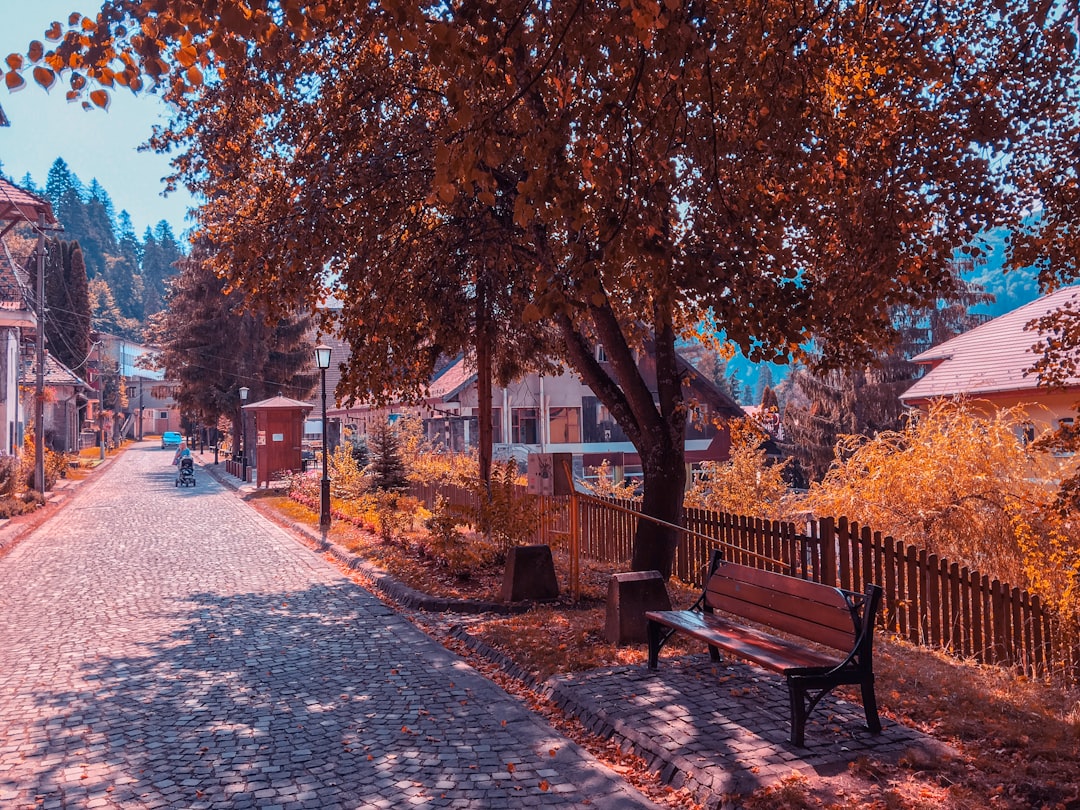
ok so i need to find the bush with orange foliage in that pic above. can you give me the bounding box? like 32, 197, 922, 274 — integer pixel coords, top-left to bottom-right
802, 400, 1080, 629
685, 418, 794, 521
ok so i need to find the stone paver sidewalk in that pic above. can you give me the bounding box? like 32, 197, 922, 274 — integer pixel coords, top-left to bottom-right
0, 444, 658, 809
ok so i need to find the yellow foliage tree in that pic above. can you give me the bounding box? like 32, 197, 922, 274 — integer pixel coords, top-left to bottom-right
394, 416, 480, 486
684, 419, 793, 521
802, 400, 1080, 627
580, 459, 641, 502
327, 443, 367, 499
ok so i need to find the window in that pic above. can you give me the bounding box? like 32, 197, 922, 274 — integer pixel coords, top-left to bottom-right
511, 408, 539, 444
548, 406, 581, 443
159, 411, 169, 420
1055, 418, 1075, 457
596, 344, 607, 363
491, 407, 502, 444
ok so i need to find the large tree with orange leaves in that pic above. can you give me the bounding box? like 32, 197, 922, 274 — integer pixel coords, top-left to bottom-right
6, 1, 1078, 577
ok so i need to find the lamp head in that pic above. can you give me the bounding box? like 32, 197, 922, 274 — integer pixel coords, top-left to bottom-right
314, 343, 332, 370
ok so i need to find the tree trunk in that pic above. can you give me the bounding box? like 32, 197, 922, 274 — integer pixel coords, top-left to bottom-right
553, 306, 688, 579
629, 427, 686, 578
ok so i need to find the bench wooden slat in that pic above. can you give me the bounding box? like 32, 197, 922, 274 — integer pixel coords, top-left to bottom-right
645, 609, 843, 672
705, 562, 835, 601
706, 577, 856, 651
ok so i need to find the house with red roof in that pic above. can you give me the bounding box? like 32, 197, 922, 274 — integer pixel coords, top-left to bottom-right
18, 352, 90, 453
900, 285, 1080, 433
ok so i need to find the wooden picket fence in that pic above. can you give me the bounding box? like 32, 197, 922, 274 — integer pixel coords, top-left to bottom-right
408, 481, 1080, 685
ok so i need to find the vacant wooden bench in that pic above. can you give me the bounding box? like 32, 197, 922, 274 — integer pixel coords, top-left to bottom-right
645, 550, 883, 746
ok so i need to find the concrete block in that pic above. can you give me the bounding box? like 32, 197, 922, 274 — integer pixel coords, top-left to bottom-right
500, 544, 560, 603
605, 570, 671, 645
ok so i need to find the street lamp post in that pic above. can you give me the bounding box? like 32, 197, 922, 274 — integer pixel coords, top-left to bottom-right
314, 344, 332, 532
239, 386, 249, 481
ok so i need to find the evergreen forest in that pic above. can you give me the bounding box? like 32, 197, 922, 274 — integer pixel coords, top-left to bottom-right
8, 156, 184, 342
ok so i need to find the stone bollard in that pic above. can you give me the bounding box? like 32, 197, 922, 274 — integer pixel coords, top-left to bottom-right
604, 570, 671, 645
500, 544, 560, 603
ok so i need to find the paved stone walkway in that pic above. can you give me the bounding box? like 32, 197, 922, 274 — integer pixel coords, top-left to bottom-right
544, 656, 945, 802
0, 445, 658, 809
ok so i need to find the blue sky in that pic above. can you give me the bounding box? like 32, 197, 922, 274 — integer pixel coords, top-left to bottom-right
0, 0, 195, 236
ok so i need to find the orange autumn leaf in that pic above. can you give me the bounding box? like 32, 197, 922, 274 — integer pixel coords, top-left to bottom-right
33, 66, 56, 89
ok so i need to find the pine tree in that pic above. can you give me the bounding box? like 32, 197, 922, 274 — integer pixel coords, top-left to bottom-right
47, 241, 92, 373
149, 250, 317, 427
86, 179, 116, 228
87, 277, 129, 336
368, 420, 408, 492
727, 371, 744, 405
103, 254, 143, 321
45, 158, 80, 204
141, 221, 183, 317
116, 211, 142, 265
754, 366, 775, 405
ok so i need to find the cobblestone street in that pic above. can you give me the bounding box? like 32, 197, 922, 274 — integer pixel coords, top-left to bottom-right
0, 445, 658, 809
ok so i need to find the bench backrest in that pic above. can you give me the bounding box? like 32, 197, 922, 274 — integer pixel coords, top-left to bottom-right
703, 552, 871, 653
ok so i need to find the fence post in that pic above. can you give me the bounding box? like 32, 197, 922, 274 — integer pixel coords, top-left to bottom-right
818, 516, 836, 586
562, 458, 580, 602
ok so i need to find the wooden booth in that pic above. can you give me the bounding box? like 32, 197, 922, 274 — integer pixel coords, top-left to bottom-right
243, 395, 312, 487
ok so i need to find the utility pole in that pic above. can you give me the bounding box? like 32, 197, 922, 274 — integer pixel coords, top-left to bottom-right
97, 340, 105, 460
33, 213, 45, 499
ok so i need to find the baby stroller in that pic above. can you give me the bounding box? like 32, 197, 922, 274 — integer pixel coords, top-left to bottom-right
176, 456, 196, 487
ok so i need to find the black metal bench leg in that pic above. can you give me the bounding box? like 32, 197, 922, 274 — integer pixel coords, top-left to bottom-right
708, 645, 721, 662
862, 676, 882, 734
788, 683, 807, 747
646, 620, 661, 670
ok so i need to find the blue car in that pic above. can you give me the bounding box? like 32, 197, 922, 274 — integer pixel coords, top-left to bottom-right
161, 431, 183, 449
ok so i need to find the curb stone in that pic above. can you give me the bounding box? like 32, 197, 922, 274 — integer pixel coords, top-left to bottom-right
201, 460, 535, 615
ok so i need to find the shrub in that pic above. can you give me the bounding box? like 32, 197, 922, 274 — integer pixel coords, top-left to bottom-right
802, 400, 1080, 629
328, 443, 368, 499
0, 456, 21, 498
684, 418, 793, 520
580, 459, 640, 501
281, 469, 320, 509
470, 460, 537, 550
371, 490, 417, 543
421, 495, 502, 578
20, 434, 69, 492
0, 496, 33, 519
